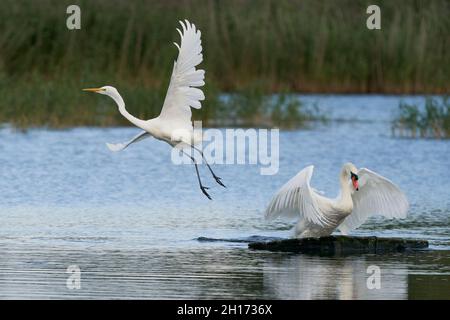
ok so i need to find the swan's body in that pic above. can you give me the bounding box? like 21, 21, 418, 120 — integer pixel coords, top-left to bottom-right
265, 163, 409, 238
83, 20, 225, 199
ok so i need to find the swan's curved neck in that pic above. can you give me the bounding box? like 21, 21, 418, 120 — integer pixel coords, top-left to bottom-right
109, 92, 147, 129
338, 174, 353, 202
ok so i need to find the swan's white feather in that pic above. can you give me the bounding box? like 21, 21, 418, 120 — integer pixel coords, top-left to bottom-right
338, 168, 409, 233
265, 166, 332, 227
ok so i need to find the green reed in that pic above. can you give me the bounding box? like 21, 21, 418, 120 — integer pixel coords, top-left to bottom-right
392, 97, 450, 139
0, 0, 448, 127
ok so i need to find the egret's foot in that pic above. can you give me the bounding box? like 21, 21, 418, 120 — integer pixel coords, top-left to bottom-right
213, 176, 226, 188
200, 186, 212, 200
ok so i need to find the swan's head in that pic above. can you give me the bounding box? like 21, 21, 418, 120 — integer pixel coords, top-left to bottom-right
83, 86, 119, 97
342, 162, 359, 191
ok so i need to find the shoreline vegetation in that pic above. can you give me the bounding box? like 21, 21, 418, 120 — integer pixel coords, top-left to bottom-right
0, 0, 449, 128
392, 97, 450, 139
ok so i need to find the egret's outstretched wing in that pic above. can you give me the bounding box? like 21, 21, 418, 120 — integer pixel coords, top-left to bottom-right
158, 20, 205, 128
265, 166, 332, 227
338, 168, 409, 234
106, 130, 150, 152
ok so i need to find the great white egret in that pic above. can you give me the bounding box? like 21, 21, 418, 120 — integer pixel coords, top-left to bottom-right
265, 163, 409, 238
83, 20, 225, 200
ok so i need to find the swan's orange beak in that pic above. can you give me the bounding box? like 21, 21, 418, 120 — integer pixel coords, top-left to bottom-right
351, 176, 359, 191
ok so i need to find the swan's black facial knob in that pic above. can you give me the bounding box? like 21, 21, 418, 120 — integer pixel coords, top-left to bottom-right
351, 172, 359, 191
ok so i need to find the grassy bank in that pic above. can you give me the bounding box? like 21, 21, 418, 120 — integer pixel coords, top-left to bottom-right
0, 0, 449, 127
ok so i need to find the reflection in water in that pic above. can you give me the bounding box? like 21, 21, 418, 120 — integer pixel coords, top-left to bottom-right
0, 245, 269, 299
0, 242, 448, 299
262, 255, 407, 299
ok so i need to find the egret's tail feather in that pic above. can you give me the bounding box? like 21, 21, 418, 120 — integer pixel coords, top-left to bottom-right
106, 142, 126, 152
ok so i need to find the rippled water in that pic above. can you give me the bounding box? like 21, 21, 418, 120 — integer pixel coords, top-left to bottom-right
0, 95, 449, 299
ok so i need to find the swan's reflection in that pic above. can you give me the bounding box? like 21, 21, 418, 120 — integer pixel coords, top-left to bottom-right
262, 254, 408, 299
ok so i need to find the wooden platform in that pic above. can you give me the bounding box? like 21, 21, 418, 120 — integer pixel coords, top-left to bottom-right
248, 235, 429, 255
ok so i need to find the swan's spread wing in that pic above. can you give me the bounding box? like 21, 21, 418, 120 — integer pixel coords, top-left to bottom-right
106, 130, 150, 152
265, 166, 331, 227
338, 168, 409, 233
158, 20, 205, 128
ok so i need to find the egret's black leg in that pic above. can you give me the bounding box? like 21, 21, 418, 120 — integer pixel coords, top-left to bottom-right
191, 146, 226, 188
182, 151, 212, 200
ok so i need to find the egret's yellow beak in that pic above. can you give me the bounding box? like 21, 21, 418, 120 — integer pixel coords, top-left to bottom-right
82, 88, 104, 93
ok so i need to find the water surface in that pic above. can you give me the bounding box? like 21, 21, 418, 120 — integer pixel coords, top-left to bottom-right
0, 95, 449, 299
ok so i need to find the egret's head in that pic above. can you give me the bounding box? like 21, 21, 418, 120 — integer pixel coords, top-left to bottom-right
83, 86, 118, 97
342, 162, 359, 191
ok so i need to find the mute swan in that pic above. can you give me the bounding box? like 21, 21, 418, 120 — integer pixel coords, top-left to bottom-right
265, 163, 409, 238
83, 20, 225, 200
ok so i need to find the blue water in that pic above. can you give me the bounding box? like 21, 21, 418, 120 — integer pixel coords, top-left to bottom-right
0, 95, 449, 299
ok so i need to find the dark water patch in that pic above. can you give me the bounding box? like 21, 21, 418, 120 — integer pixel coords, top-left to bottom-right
196, 235, 283, 244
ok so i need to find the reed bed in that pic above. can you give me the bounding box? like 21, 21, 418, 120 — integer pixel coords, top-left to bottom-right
392, 97, 450, 139
0, 0, 448, 127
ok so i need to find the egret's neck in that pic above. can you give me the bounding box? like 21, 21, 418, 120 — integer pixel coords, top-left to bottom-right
109, 92, 147, 129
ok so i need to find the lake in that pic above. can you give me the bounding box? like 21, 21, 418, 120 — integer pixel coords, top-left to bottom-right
0, 95, 449, 299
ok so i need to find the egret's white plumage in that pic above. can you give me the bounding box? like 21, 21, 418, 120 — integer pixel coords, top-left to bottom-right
106, 130, 150, 152
83, 20, 225, 199
265, 163, 408, 238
